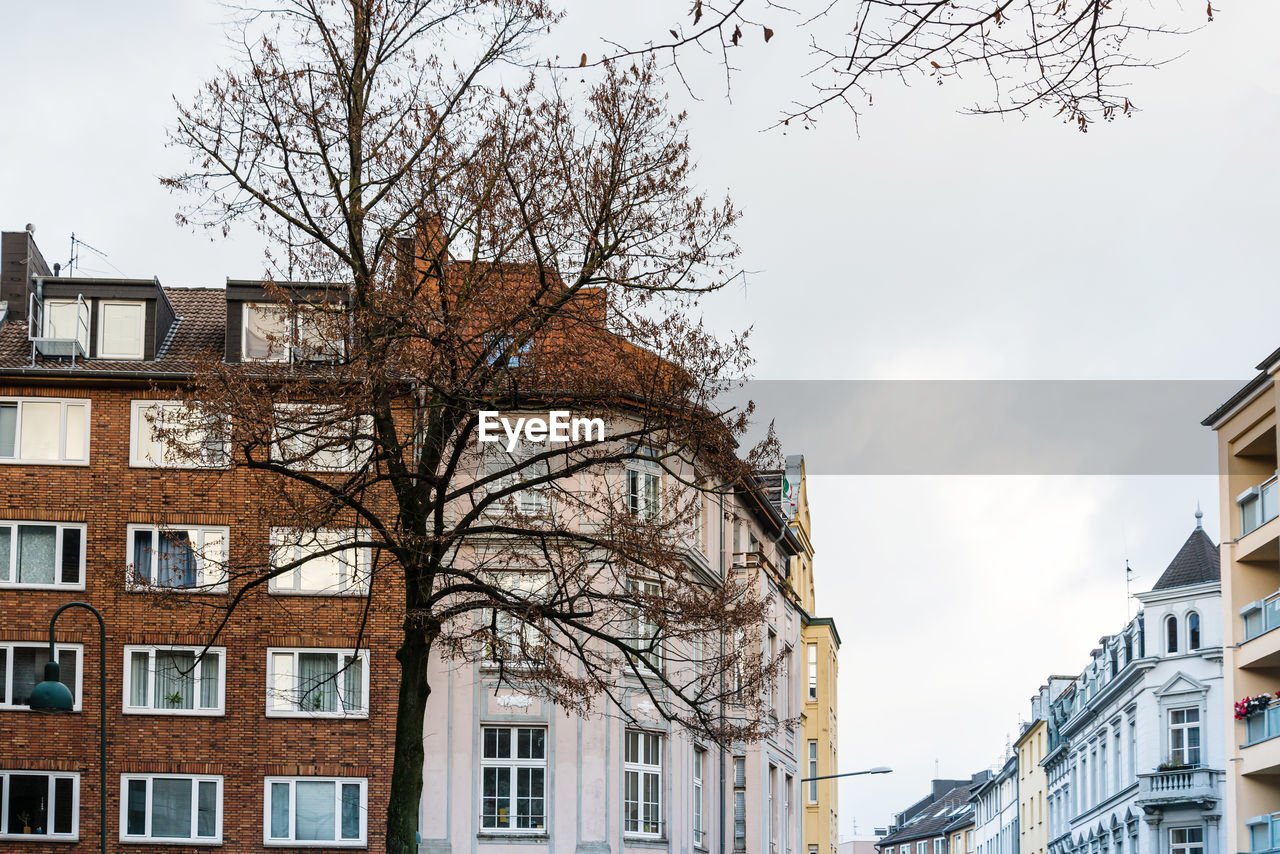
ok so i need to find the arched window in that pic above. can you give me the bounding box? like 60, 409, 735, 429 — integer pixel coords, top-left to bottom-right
1188, 612, 1201, 650
1124, 635, 1133, 663
1166, 615, 1179, 654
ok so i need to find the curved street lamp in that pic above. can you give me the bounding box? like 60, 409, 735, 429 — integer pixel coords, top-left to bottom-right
29, 601, 107, 854
800, 765, 893, 783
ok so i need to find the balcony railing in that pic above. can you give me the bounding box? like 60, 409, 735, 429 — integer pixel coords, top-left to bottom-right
733, 550, 777, 577
1240, 475, 1279, 537
1135, 767, 1220, 807
1243, 591, 1280, 642
1246, 702, 1280, 746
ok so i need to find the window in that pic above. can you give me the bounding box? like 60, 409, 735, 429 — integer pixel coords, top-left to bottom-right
807, 741, 818, 803
483, 571, 548, 663
1170, 828, 1203, 854
130, 401, 228, 468
766, 630, 776, 710
693, 747, 707, 849
478, 439, 548, 514
937, 841, 945, 854
127, 525, 228, 591
627, 578, 662, 670
121, 775, 220, 843
0, 521, 83, 588
43, 298, 89, 352
807, 644, 818, 701
781, 645, 791, 718
1188, 612, 1201, 650
269, 528, 370, 595
1166, 615, 1179, 654
0, 644, 80, 710
624, 729, 662, 837
918, 842, 928, 854
626, 451, 662, 521
1169, 708, 1201, 766
243, 302, 289, 362
480, 726, 546, 832
273, 404, 370, 472
264, 777, 365, 846
98, 301, 146, 359
266, 649, 368, 717
0, 397, 89, 464
783, 773, 792, 854
124, 646, 224, 715
733, 756, 746, 852
768, 764, 778, 854
0, 771, 78, 839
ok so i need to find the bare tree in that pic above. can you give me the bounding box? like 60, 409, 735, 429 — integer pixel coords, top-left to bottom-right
164, 1, 787, 850
580, 0, 1211, 130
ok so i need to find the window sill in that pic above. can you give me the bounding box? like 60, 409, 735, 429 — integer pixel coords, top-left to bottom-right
0, 582, 85, 591
126, 586, 228, 595
120, 836, 222, 846
0, 459, 90, 467
477, 832, 550, 842
129, 462, 230, 471
263, 840, 365, 848
265, 711, 369, 720
622, 836, 668, 849
267, 589, 370, 597
1, 705, 83, 714
0, 833, 79, 842
123, 707, 225, 717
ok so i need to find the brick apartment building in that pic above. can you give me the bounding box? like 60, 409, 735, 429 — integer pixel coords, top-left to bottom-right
0, 227, 841, 854
0, 228, 401, 850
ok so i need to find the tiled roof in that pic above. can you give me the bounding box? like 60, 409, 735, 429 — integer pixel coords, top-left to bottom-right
1151, 525, 1220, 590
877, 784, 975, 847
0, 287, 225, 376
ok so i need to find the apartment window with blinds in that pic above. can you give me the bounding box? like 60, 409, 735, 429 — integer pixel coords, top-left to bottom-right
733, 756, 746, 852
0, 397, 90, 465
124, 646, 224, 714
266, 648, 368, 717
264, 777, 365, 846
0, 644, 80, 710
807, 741, 818, 803
693, 747, 707, 849
0, 521, 83, 589
624, 730, 662, 838
807, 644, 818, 701
480, 726, 546, 832
121, 775, 220, 843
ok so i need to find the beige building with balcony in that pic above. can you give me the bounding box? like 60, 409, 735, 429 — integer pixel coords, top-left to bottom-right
1204, 352, 1280, 854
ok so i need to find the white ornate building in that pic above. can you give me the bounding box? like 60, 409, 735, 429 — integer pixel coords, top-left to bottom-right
1044, 513, 1225, 854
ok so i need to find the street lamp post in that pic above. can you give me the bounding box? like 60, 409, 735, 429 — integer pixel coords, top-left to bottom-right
800, 766, 893, 783
29, 601, 107, 854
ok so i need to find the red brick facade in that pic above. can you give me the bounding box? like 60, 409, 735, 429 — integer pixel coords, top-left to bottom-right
0, 381, 402, 852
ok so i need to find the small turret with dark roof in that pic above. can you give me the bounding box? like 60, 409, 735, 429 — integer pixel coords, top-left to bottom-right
1151, 508, 1220, 590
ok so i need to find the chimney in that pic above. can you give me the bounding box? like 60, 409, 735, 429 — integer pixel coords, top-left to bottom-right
1, 227, 52, 324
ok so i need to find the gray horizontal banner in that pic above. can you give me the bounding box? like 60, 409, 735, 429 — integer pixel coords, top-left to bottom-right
725, 380, 1248, 475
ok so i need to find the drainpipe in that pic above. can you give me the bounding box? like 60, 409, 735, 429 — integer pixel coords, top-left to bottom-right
719, 488, 727, 854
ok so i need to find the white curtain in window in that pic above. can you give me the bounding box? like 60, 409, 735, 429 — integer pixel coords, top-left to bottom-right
17, 525, 55, 584
130, 651, 150, 706
298, 654, 337, 712
270, 783, 291, 838
151, 778, 192, 837
245, 304, 288, 360
20, 401, 60, 460
295, 781, 335, 840
155, 652, 195, 710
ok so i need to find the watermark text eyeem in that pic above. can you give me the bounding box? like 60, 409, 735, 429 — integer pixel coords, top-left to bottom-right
479, 411, 606, 452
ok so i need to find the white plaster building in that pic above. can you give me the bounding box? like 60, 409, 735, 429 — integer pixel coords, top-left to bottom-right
974, 755, 1019, 854
416, 476, 809, 854
1044, 514, 1225, 854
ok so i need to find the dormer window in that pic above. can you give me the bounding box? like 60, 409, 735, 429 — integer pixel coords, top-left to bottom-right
97, 301, 146, 359
243, 302, 344, 363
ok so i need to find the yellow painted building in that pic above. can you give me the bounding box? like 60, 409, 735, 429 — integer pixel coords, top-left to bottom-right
1015, 719, 1048, 854
775, 456, 842, 854
1203, 354, 1280, 854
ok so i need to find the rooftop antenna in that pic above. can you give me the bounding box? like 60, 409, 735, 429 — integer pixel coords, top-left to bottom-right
66, 232, 125, 278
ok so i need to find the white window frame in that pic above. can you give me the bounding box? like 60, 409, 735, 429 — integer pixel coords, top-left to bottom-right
623, 729, 663, 838
262, 776, 367, 847
0, 521, 85, 589
693, 746, 707, 850
97, 300, 146, 360
479, 725, 548, 833
627, 578, 663, 671
919, 841, 928, 854
0, 643, 83, 712
243, 302, 345, 364
242, 302, 291, 363
626, 454, 662, 521
0, 770, 80, 840
123, 645, 226, 716
272, 404, 370, 472
265, 648, 369, 718
42, 298, 90, 352
807, 644, 818, 701
126, 524, 229, 593
807, 740, 818, 803
119, 774, 222, 844
1170, 827, 1204, 854
478, 438, 550, 515
268, 528, 370, 596
481, 571, 548, 666
0, 397, 90, 465
937, 839, 946, 854
1168, 707, 1201, 766
129, 400, 229, 469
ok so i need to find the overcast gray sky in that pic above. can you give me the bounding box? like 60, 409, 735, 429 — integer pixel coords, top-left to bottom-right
3, 0, 1278, 839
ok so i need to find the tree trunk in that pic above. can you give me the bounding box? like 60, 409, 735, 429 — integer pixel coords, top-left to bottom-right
386, 625, 433, 853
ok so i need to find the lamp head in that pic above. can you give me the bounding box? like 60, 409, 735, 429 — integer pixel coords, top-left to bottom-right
29, 661, 74, 713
